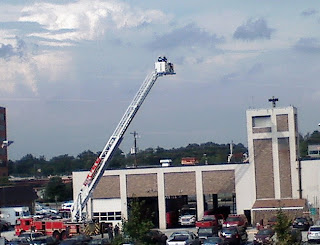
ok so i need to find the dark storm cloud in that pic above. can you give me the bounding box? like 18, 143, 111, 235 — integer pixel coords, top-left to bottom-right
294, 38, 320, 53
301, 9, 318, 17
148, 23, 225, 50
0, 37, 27, 59
0, 44, 14, 58
233, 18, 274, 41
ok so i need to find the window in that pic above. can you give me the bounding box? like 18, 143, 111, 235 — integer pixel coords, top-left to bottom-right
93, 211, 122, 222
252, 116, 271, 128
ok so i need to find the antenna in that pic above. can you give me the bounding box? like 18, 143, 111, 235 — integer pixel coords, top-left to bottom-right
268, 96, 278, 108
227, 141, 233, 163
130, 131, 138, 167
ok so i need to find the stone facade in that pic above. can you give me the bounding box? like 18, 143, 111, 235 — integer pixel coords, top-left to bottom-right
164, 172, 196, 196
254, 138, 275, 199
278, 137, 292, 198
127, 174, 158, 197
93, 175, 120, 198
202, 170, 235, 194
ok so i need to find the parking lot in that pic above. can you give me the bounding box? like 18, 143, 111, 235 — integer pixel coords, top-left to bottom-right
0, 227, 311, 244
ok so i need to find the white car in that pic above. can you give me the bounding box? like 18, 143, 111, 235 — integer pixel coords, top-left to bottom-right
166, 231, 200, 245
307, 225, 320, 243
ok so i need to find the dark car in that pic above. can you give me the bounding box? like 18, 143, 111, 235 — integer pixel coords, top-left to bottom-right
31, 236, 59, 245
0, 219, 11, 231
88, 238, 110, 245
6, 238, 30, 245
60, 234, 92, 245
145, 230, 167, 244
220, 227, 247, 245
202, 237, 224, 245
292, 217, 311, 231
253, 229, 275, 244
197, 227, 219, 243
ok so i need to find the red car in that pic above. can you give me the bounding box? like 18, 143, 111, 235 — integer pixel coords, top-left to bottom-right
223, 215, 247, 228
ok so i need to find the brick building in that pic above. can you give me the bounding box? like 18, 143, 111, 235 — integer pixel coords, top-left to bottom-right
0, 107, 8, 177
246, 106, 307, 223
72, 105, 310, 228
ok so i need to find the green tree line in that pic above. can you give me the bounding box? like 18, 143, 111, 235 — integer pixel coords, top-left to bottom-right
8, 142, 247, 177
7, 130, 320, 178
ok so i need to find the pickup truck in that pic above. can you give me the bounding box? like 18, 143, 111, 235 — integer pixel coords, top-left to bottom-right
196, 214, 224, 229
178, 207, 197, 226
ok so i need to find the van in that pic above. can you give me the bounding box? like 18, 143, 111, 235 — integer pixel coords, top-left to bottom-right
0, 206, 30, 225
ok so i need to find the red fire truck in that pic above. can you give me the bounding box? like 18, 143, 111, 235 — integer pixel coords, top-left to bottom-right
15, 217, 84, 239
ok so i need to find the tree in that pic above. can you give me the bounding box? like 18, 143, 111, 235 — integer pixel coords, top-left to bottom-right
120, 199, 154, 245
273, 209, 293, 245
44, 176, 72, 202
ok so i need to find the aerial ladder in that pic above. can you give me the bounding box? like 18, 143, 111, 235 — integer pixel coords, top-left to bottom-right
71, 57, 175, 222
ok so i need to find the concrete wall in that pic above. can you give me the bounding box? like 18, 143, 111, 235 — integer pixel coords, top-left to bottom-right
73, 163, 255, 229
301, 159, 320, 209
246, 106, 299, 200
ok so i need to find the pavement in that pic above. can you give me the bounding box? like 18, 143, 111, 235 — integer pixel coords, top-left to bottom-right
1, 226, 311, 244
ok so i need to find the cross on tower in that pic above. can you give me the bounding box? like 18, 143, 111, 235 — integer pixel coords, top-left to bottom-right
268, 96, 279, 108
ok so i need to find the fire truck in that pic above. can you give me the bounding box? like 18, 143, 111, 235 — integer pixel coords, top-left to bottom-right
15, 217, 84, 239
15, 57, 175, 238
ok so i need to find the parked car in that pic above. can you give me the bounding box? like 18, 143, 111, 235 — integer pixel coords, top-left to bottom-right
31, 236, 59, 245
266, 217, 277, 228
6, 238, 30, 245
219, 227, 248, 245
166, 230, 200, 245
223, 215, 247, 229
292, 217, 311, 231
18, 232, 44, 240
197, 227, 219, 243
0, 219, 11, 231
202, 237, 224, 245
307, 225, 320, 243
253, 228, 275, 245
88, 238, 110, 245
145, 230, 167, 244
196, 214, 225, 229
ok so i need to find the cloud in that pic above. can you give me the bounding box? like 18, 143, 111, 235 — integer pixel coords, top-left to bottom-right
18, 0, 167, 46
0, 56, 37, 94
0, 37, 26, 59
294, 37, 320, 53
233, 18, 274, 41
148, 23, 224, 50
301, 9, 318, 17
0, 37, 73, 95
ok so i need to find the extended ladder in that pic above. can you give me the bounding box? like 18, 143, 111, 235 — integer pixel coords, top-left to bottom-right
72, 57, 175, 222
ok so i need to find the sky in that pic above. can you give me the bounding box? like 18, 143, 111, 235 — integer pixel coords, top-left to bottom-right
1, 0, 320, 161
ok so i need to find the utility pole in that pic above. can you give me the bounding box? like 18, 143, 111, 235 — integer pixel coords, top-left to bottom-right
130, 131, 138, 167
